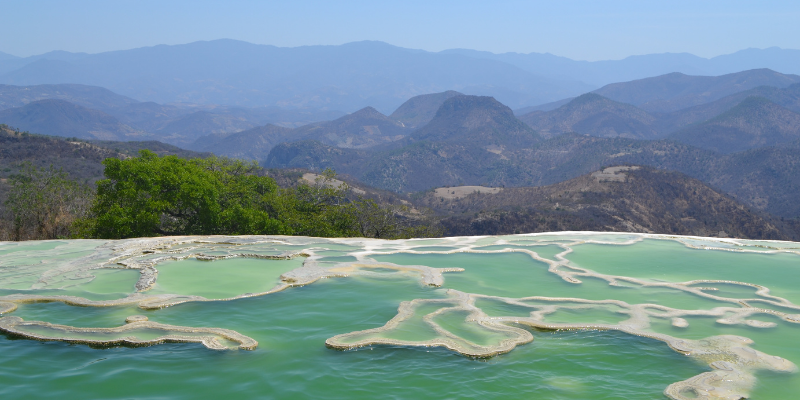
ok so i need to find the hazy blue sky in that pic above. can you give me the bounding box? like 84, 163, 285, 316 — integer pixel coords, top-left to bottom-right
3, 0, 799, 60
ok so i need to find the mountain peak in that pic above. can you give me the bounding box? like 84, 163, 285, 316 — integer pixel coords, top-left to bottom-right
291, 105, 410, 149
519, 93, 658, 139
349, 106, 386, 118
568, 92, 607, 105
411, 95, 537, 144
390, 91, 463, 128
434, 95, 513, 118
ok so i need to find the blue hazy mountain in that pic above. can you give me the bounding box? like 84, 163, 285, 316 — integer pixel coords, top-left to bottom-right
0, 99, 151, 141
0, 83, 346, 146
516, 72, 800, 140
5, 40, 800, 114
669, 97, 800, 154
0, 51, 20, 61
441, 47, 800, 87
0, 83, 139, 112
518, 93, 660, 139
592, 69, 800, 113
0, 40, 593, 113
655, 83, 800, 133
389, 90, 463, 129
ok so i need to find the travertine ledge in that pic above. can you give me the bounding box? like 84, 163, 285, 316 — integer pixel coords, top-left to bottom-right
0, 316, 257, 350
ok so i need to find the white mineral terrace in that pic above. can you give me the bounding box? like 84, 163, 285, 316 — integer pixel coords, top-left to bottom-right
0, 232, 798, 400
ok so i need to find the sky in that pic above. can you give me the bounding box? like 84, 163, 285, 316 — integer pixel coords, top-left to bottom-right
2, 0, 799, 60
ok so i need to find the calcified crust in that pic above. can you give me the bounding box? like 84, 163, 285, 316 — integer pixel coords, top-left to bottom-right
280, 259, 462, 288
0, 235, 463, 310
324, 233, 799, 400
2, 232, 797, 310
0, 315, 257, 350
327, 291, 534, 358
1, 232, 799, 398
0, 236, 314, 309
664, 335, 797, 399
327, 289, 798, 399
0, 301, 16, 314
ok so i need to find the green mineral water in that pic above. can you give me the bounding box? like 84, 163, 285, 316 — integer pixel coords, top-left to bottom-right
0, 233, 798, 399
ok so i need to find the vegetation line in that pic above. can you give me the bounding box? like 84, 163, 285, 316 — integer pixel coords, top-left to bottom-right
1, 150, 440, 241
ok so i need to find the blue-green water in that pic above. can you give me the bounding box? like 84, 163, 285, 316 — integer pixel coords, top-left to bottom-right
0, 233, 798, 399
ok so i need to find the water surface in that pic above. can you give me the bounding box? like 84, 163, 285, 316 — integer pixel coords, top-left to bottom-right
1, 233, 798, 399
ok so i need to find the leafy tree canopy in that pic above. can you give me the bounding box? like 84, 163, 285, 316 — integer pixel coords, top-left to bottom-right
84, 150, 359, 239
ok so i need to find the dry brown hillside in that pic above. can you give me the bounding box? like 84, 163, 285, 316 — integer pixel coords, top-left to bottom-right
417, 166, 795, 240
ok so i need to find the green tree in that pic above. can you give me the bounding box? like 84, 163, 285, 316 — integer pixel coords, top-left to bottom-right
81, 151, 440, 240
278, 168, 357, 237
85, 150, 287, 238
84, 151, 364, 239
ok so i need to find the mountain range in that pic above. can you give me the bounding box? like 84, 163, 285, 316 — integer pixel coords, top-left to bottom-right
0, 40, 592, 113
441, 47, 800, 87
196, 105, 413, 158
518, 93, 659, 139
517, 71, 800, 150
0, 83, 138, 111
0, 83, 344, 146
2, 124, 796, 241
3, 40, 800, 113
262, 87, 800, 222
193, 70, 800, 166
0, 99, 152, 141
670, 96, 800, 153
4, 68, 800, 199
591, 68, 800, 113
3, 50, 800, 228
196, 92, 521, 160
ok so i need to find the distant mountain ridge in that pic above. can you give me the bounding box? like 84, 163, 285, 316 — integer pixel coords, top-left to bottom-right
591, 69, 800, 113
441, 47, 800, 87
519, 93, 659, 139
5, 40, 800, 113
0, 40, 593, 113
0, 51, 18, 62
669, 96, 800, 153
195, 124, 294, 160
656, 83, 800, 133
0, 83, 346, 147
514, 72, 800, 145
291, 106, 411, 148
20, 72, 800, 155
4, 72, 800, 223
200, 92, 512, 162
266, 94, 541, 192
0, 83, 139, 112
0, 99, 151, 141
